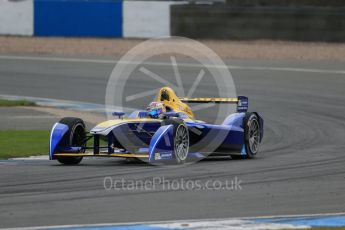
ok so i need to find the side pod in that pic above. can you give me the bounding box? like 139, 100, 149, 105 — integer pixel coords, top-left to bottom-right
222, 112, 246, 127
49, 123, 69, 160
149, 125, 174, 163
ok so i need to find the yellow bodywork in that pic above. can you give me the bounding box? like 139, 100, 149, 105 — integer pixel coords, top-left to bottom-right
95, 118, 159, 129
94, 87, 195, 130
94, 87, 239, 130
54, 153, 149, 158
156, 87, 195, 118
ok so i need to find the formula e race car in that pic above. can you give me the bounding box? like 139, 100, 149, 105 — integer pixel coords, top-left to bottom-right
49, 87, 263, 165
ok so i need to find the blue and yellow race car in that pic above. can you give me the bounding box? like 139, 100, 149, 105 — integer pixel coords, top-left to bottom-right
49, 87, 263, 165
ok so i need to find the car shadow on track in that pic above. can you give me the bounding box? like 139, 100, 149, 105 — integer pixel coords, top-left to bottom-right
50, 155, 253, 167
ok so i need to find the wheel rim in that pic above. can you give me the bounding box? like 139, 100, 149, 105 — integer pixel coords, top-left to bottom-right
248, 119, 260, 154
174, 125, 189, 161
70, 123, 86, 153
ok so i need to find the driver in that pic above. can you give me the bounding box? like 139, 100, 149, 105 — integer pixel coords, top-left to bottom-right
146, 102, 166, 118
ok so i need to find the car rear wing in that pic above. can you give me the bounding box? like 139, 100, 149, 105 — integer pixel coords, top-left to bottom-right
179, 96, 248, 112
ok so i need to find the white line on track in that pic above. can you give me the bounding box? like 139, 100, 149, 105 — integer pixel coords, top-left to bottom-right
1, 55, 345, 75
0, 220, 305, 230
0, 94, 136, 113
4, 212, 345, 230
9, 156, 49, 161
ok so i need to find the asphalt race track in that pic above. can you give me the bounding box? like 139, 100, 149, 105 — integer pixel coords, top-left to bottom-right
0, 55, 345, 228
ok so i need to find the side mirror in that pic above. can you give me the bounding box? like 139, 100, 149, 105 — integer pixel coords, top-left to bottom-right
112, 112, 125, 119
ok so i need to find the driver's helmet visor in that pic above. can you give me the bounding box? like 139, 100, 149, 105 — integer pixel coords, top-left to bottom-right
148, 107, 163, 117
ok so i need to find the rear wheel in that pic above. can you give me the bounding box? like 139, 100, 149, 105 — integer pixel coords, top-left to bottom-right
56, 117, 86, 165
243, 113, 260, 159
230, 112, 260, 159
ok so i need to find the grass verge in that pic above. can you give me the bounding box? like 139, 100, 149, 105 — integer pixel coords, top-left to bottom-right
0, 99, 36, 107
0, 130, 49, 159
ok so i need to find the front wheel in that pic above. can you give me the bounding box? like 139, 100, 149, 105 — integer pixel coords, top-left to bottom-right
174, 123, 189, 164
162, 118, 189, 164
56, 117, 86, 165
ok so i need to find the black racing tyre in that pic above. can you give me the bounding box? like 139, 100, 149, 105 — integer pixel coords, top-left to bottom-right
56, 117, 86, 165
243, 112, 261, 159
162, 118, 189, 164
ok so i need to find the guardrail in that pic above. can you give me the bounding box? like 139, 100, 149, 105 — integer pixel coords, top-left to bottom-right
0, 0, 344, 41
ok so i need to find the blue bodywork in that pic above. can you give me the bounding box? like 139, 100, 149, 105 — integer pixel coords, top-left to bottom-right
49, 123, 69, 160
49, 112, 263, 162
149, 125, 174, 162
49, 95, 263, 163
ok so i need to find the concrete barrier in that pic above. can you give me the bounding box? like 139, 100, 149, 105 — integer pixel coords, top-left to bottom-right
34, 0, 122, 37
0, 0, 33, 35
123, 1, 183, 38
171, 5, 345, 41
225, 0, 345, 7
1, 0, 343, 41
